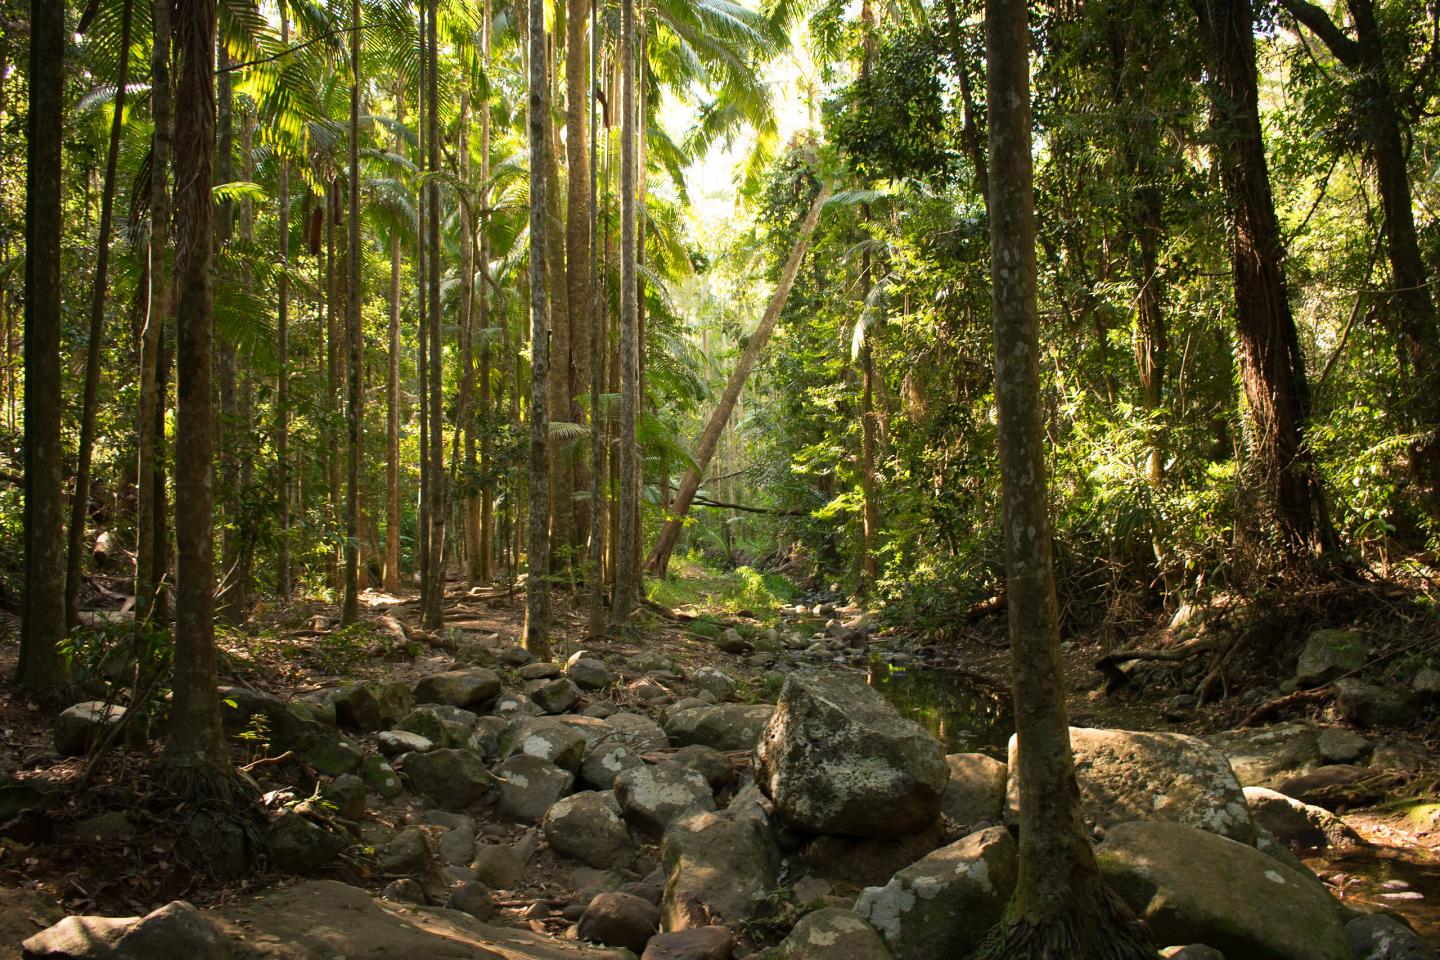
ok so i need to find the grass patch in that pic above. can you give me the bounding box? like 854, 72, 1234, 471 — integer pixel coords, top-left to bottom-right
647, 553, 799, 621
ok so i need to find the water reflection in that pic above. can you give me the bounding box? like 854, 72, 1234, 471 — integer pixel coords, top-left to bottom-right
866, 657, 1014, 757
1308, 845, 1440, 942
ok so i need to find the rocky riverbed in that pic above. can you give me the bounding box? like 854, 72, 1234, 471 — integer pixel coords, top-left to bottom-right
5, 588, 1439, 959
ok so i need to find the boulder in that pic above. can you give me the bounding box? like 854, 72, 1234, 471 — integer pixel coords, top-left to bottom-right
1296, 629, 1367, 686
400, 748, 495, 810
24, 900, 228, 960
321, 774, 366, 822
542, 791, 636, 870
332, 682, 412, 731
754, 672, 948, 837
853, 826, 1016, 960
689, 667, 736, 701
376, 730, 433, 757
615, 762, 715, 837
380, 878, 427, 904
1096, 820, 1348, 960
270, 709, 364, 775
605, 712, 669, 749
1242, 786, 1360, 850
660, 810, 779, 931
580, 740, 645, 790
941, 753, 1006, 829
776, 907, 893, 960
1207, 723, 1323, 789
501, 717, 588, 772
1162, 948, 1227, 960
376, 826, 430, 874
1317, 728, 1372, 764
1345, 913, 1439, 960
1371, 738, 1431, 773
268, 810, 347, 874
470, 842, 527, 889
671, 745, 734, 791
1413, 667, 1440, 701
801, 817, 950, 889
715, 629, 751, 654
1333, 679, 1414, 728
641, 927, 732, 960
493, 755, 575, 823
533, 678, 583, 715
577, 892, 660, 952
54, 702, 127, 756
518, 662, 562, 680
448, 880, 496, 920
666, 704, 773, 752
1007, 728, 1253, 842
412, 669, 501, 709
395, 704, 480, 747
1277, 764, 1387, 808
466, 715, 509, 760
218, 685, 284, 733
361, 755, 404, 798
567, 657, 616, 692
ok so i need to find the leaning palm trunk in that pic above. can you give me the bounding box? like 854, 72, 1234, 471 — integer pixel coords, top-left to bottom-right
644, 183, 832, 578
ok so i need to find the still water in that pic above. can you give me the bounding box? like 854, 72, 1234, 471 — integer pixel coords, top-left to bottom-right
866, 656, 1013, 757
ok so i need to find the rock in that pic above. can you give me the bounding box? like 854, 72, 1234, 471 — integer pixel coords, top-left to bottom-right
466, 716, 509, 760
333, 682, 412, 731
377, 729, 434, 757
1317, 728, 1372, 764
440, 826, 476, 866
28, 900, 230, 960
1277, 764, 1384, 807
533, 678, 583, 715
519, 662, 562, 680
1097, 820, 1348, 960
502, 717, 588, 772
270, 710, 364, 775
494, 692, 541, 719
22, 914, 136, 958
470, 842, 527, 889
660, 810, 779, 932
400, 748, 495, 810
754, 672, 948, 837
853, 826, 1017, 960
1207, 723, 1323, 789
1007, 727, 1253, 843
54, 702, 126, 756
1345, 912, 1439, 959
395, 704, 480, 747
268, 810, 347, 874
1413, 668, 1440, 700
543, 791, 636, 870
715, 629, 751, 654
321, 773, 366, 822
801, 818, 949, 889
791, 877, 834, 907
380, 878, 427, 904
361, 755, 404, 798
578, 892, 661, 952
606, 712, 669, 749
1164, 694, 1200, 721
1296, 629, 1368, 686
1370, 738, 1431, 773
413, 669, 502, 709
581, 740, 645, 790
494, 754, 575, 823
1333, 679, 1414, 728
777, 907, 893, 960
0, 887, 63, 957
499, 646, 537, 667
218, 686, 284, 733
1243, 786, 1360, 850
941, 753, 1006, 830
641, 926, 733, 960
448, 880, 496, 919
75, 810, 135, 843
671, 745, 733, 791
377, 826, 431, 874
615, 762, 716, 837
1162, 948, 1227, 960
568, 657, 616, 691
689, 667, 736, 701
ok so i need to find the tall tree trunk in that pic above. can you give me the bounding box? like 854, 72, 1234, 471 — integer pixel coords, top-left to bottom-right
416, 0, 430, 614
547, 30, 573, 560
341, 0, 363, 625
644, 184, 832, 577
478, 0, 495, 583
587, 0, 606, 636
19, 0, 69, 696
525, 0, 553, 656
65, 0, 135, 630
384, 102, 403, 593
1195, 0, 1334, 559
460, 91, 482, 586
138, 0, 173, 623
423, 0, 445, 629
275, 11, 291, 601
216, 56, 241, 621
568, 0, 593, 568
985, 0, 1153, 952
612, 0, 641, 624
165, 0, 237, 801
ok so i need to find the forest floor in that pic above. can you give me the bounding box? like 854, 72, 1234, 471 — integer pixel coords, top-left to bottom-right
3, 563, 1440, 953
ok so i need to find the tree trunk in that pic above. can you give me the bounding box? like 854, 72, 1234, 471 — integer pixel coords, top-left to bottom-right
613, 0, 642, 625
460, 91, 482, 586
547, 31, 573, 560
985, 0, 1153, 953
275, 10, 291, 601
341, 0, 363, 625
478, 0, 495, 583
416, 0, 430, 614
216, 56, 242, 621
423, 0, 445, 629
644, 184, 832, 577
138, 0, 173, 623
384, 101, 404, 593
1195, 0, 1334, 559
165, 0, 236, 799
586, 0, 606, 637
524, 0, 553, 657
65, 0, 134, 630
568, 0, 594, 570
19, 0, 69, 696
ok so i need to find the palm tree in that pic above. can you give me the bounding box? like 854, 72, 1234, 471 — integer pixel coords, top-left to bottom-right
613, 0, 641, 626
341, 0, 364, 624
525, 0, 553, 657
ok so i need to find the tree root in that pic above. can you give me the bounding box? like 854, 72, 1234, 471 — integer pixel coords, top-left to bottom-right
969, 889, 1153, 960
1093, 635, 1216, 693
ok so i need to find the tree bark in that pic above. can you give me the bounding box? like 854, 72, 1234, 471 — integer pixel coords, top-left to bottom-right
19, 0, 69, 696
341, 0, 363, 625
984, 0, 1155, 954
423, 0, 445, 629
613, 0, 642, 625
384, 101, 403, 593
568, 0, 594, 570
459, 91, 482, 586
65, 0, 134, 630
479, 0, 495, 583
644, 184, 832, 578
275, 11, 291, 601
525, 0, 553, 657
216, 55, 242, 621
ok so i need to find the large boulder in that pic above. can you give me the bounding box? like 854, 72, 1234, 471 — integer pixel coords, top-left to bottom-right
493, 754, 575, 823
941, 754, 1006, 830
1296, 629, 1368, 686
1243, 786, 1360, 850
660, 810, 779, 931
533, 678, 583, 715
542, 791, 636, 870
1007, 728, 1253, 842
1333, 679, 1414, 729
1207, 723, 1323, 789
577, 892, 660, 952
332, 682, 412, 731
753, 672, 949, 837
1345, 913, 1439, 960
776, 908, 893, 960
853, 826, 1017, 960
24, 900, 228, 960
400, 748, 495, 810
665, 704, 774, 752
1097, 820, 1349, 960
395, 704, 480, 748
614, 762, 715, 837
268, 810, 348, 874
412, 669, 502, 709
269, 710, 364, 776
500, 717, 588, 772
580, 740, 645, 790
54, 702, 127, 756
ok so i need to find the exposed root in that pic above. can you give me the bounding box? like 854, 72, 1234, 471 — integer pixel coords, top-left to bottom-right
1093, 634, 1216, 693
157, 758, 268, 878
969, 889, 1153, 960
